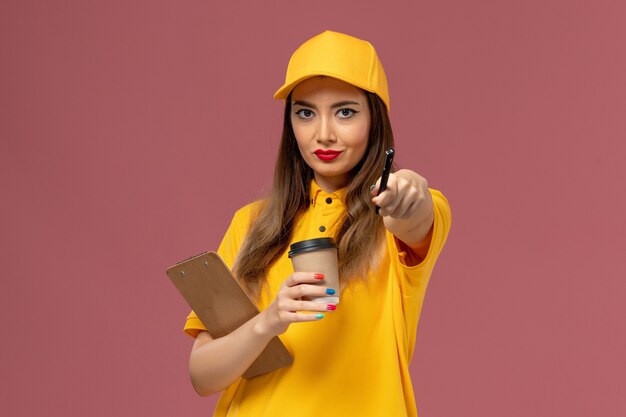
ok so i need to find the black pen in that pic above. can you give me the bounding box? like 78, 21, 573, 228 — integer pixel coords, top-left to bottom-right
376, 148, 395, 215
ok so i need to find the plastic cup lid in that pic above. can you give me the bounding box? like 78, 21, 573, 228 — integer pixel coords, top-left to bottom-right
288, 237, 336, 258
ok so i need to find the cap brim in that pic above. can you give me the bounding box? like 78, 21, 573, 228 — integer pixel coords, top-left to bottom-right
274, 75, 321, 100
274, 73, 373, 100
273, 72, 390, 111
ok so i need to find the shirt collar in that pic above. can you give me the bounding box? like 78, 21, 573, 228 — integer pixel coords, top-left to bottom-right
309, 179, 346, 207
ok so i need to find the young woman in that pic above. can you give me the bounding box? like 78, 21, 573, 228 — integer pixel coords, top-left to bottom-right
183, 30, 451, 417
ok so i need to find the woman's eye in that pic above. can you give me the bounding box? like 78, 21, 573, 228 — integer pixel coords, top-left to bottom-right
337, 108, 357, 118
295, 109, 314, 119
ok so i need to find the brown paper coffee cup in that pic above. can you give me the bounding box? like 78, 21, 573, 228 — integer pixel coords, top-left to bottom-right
288, 237, 339, 304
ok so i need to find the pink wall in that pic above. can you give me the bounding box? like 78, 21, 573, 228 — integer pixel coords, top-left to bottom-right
1, 1, 625, 416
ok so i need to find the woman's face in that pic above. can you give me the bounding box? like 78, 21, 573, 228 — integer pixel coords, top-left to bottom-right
290, 76, 371, 192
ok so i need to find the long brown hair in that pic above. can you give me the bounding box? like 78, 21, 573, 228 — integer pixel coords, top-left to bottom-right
233, 91, 395, 299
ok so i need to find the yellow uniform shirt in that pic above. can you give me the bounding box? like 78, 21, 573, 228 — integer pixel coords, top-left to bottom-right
184, 181, 451, 417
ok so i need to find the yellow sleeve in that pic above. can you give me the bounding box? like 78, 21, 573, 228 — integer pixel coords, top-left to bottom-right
182, 202, 260, 338
388, 188, 452, 294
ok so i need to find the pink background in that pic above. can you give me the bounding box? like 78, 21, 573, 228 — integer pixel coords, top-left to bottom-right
1, 1, 625, 416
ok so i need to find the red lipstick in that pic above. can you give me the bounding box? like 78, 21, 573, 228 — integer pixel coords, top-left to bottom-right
314, 149, 342, 161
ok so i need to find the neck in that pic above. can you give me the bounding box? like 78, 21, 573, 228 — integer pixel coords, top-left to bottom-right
314, 173, 349, 193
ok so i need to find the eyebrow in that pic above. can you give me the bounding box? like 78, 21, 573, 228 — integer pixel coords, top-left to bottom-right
292, 100, 361, 110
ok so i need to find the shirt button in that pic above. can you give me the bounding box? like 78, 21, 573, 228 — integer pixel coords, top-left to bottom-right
325, 197, 332, 204
319, 226, 326, 232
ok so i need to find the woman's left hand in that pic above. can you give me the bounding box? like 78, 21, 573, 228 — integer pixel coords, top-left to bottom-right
370, 169, 434, 251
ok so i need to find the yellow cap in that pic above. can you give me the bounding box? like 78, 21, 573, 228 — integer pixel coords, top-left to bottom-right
274, 30, 390, 111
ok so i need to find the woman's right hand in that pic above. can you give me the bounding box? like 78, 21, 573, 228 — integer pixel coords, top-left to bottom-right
255, 272, 337, 337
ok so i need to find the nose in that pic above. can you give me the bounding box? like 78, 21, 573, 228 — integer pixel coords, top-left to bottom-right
316, 115, 337, 144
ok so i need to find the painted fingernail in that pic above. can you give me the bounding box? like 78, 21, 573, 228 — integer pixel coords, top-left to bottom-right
327, 304, 336, 311
314, 273, 325, 280
369, 184, 376, 192
326, 288, 336, 295
315, 313, 325, 319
